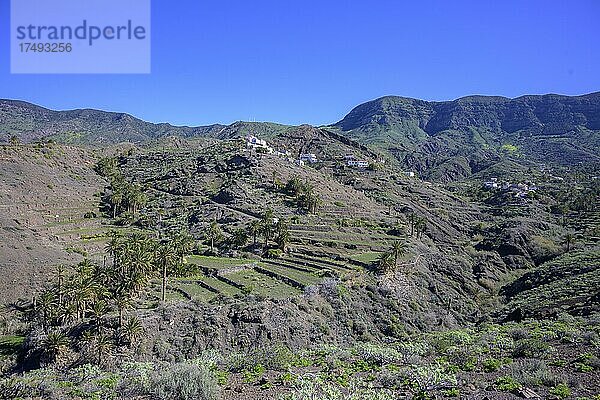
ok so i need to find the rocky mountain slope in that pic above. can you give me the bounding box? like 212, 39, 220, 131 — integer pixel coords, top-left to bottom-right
0, 100, 227, 144
330, 92, 600, 181
0, 144, 107, 302
2, 92, 599, 183
0, 123, 598, 399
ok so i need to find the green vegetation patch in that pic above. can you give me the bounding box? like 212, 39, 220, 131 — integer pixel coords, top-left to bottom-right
186, 255, 257, 270
259, 264, 320, 286
348, 251, 382, 264
227, 269, 302, 298
0, 335, 25, 357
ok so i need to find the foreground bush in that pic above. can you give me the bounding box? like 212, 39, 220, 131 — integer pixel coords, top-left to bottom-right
149, 362, 220, 400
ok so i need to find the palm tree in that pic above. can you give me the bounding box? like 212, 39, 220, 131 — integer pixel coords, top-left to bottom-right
41, 330, 70, 364
562, 233, 576, 252
260, 209, 275, 249
297, 184, 321, 214
378, 252, 395, 274
391, 240, 408, 268
114, 294, 132, 328
249, 220, 262, 246
231, 228, 249, 249
556, 203, 570, 227
408, 214, 417, 236
90, 300, 108, 332
173, 232, 195, 256
105, 231, 124, 269
94, 334, 114, 366
36, 291, 58, 333
57, 302, 78, 326
307, 192, 321, 214
122, 234, 155, 292
95, 156, 119, 178
285, 176, 303, 196
131, 186, 148, 214
156, 242, 178, 302
119, 316, 144, 346
275, 218, 291, 251
70, 286, 91, 320
110, 189, 124, 218
69, 260, 104, 320
206, 221, 223, 253
415, 217, 427, 239
55, 264, 67, 307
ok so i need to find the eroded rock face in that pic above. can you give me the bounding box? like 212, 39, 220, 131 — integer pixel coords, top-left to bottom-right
334, 93, 600, 181
337, 93, 600, 135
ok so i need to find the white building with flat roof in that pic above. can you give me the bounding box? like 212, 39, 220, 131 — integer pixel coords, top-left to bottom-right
347, 159, 369, 168
246, 135, 273, 153
299, 153, 318, 163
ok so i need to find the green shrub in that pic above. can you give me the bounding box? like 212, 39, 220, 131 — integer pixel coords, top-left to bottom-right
276, 371, 296, 386
149, 362, 219, 400
265, 249, 283, 258
512, 338, 550, 358
509, 360, 558, 387
353, 343, 404, 366
229, 346, 299, 372
443, 388, 460, 397
241, 285, 254, 295
575, 362, 594, 373
483, 358, 501, 372
550, 383, 571, 399
243, 364, 265, 384
510, 327, 530, 340
0, 378, 39, 399
574, 352, 599, 372
430, 330, 473, 353
83, 211, 97, 219
214, 369, 229, 386
549, 359, 567, 367
278, 375, 396, 400
495, 376, 520, 392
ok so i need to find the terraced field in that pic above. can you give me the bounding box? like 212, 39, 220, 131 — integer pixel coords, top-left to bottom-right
226, 269, 303, 298
573, 210, 600, 245
186, 255, 258, 270
501, 250, 600, 319
150, 249, 367, 304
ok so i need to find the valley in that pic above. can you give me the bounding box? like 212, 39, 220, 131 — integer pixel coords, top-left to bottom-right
0, 94, 598, 399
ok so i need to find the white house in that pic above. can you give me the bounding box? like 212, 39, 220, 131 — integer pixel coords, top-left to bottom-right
484, 179, 499, 189
347, 159, 369, 168
274, 149, 291, 157
299, 153, 318, 163
246, 134, 273, 153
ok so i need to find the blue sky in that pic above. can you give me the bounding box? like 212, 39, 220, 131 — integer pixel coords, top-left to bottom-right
0, 0, 599, 126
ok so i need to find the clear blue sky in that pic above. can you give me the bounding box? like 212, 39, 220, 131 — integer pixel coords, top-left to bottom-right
0, 0, 599, 126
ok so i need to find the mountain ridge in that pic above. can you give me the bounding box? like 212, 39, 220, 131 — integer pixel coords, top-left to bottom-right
2, 92, 599, 181
330, 91, 600, 180
2, 91, 599, 144
333, 91, 600, 133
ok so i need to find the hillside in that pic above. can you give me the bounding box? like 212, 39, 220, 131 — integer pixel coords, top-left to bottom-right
0, 144, 113, 302
331, 92, 600, 181
0, 100, 599, 400
3, 93, 599, 183
0, 100, 228, 144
